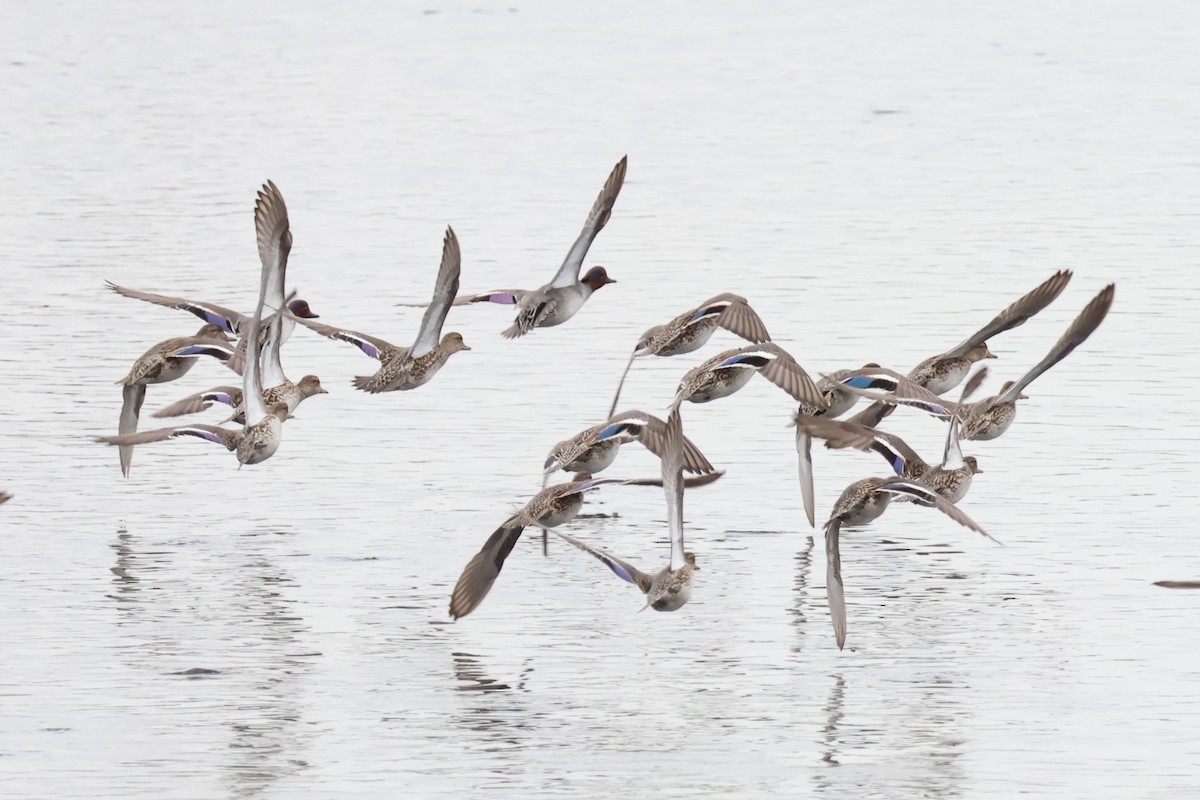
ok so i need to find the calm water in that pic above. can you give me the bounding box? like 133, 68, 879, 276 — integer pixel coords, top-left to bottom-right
3, 1, 1200, 797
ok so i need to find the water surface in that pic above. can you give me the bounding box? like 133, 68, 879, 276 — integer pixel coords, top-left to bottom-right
2, 1, 1199, 797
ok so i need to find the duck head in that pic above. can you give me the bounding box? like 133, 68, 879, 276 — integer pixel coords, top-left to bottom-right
967, 343, 997, 362
196, 323, 233, 342
582, 266, 616, 292
297, 374, 328, 398
288, 299, 320, 318
964, 456, 983, 474
634, 324, 664, 355
441, 332, 471, 353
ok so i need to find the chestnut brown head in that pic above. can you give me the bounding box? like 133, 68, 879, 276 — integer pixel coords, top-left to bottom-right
287, 299, 319, 319
582, 266, 617, 291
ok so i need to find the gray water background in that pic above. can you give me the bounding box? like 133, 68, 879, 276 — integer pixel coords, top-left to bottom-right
2, 1, 1199, 797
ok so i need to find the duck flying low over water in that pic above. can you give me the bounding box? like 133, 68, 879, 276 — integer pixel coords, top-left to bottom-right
554, 409, 701, 612
823, 475, 996, 650
847, 270, 1073, 427
402, 157, 626, 339
292, 227, 470, 393
152, 376, 327, 424
670, 342, 827, 411
606, 294, 771, 417
830, 285, 1116, 442
796, 414, 982, 504
113, 323, 238, 476
243, 182, 327, 417
152, 183, 329, 422
448, 464, 722, 619
96, 180, 298, 468
792, 363, 952, 526
961, 284, 1114, 440
542, 410, 717, 485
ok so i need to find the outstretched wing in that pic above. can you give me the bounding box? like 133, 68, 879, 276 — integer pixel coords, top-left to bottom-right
878, 480, 998, 543
795, 425, 816, 528
995, 284, 1115, 405
289, 314, 397, 361
943, 270, 1073, 358
95, 423, 240, 451
605, 411, 717, 475
662, 409, 687, 571
825, 518, 847, 650
549, 156, 627, 289
754, 344, 827, 409
411, 227, 462, 357
153, 386, 242, 419
703, 293, 771, 343
105, 281, 247, 334
163, 337, 239, 364
555, 531, 653, 593
118, 384, 146, 478
254, 181, 292, 314
941, 417, 965, 470
958, 366, 989, 403
794, 414, 925, 476
449, 518, 525, 620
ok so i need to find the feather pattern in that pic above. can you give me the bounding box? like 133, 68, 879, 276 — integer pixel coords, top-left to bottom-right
943, 270, 1074, 358
411, 228, 462, 357
550, 156, 627, 289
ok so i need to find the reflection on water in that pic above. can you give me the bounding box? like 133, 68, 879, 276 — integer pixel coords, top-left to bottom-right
820, 675, 845, 766
814, 670, 966, 799
105, 524, 315, 799
2, 0, 1199, 796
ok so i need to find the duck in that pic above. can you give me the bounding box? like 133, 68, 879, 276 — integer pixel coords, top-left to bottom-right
542, 410, 717, 485
829, 286, 1116, 443
846, 270, 1073, 427
113, 322, 238, 476
153, 183, 330, 422
152, 375, 327, 424
670, 342, 827, 411
822, 474, 996, 649
448, 463, 721, 619
672, 340, 829, 526
96, 180, 297, 467
606, 294, 771, 417
792, 362, 914, 527
961, 284, 1114, 440
405, 157, 626, 339
291, 227, 470, 393
553, 409, 702, 612
796, 414, 981, 504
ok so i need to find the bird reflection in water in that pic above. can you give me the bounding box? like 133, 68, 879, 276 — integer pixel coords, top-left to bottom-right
812, 669, 967, 799
107, 524, 315, 799
820, 674, 845, 766
450, 651, 538, 762
789, 534, 816, 652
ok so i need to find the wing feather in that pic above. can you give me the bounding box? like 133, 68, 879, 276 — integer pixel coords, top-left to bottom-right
411, 227, 462, 357
549, 156, 627, 289
943, 270, 1074, 357
555, 531, 653, 593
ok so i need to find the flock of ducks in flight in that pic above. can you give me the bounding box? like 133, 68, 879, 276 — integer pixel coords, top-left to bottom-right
36, 155, 1136, 646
